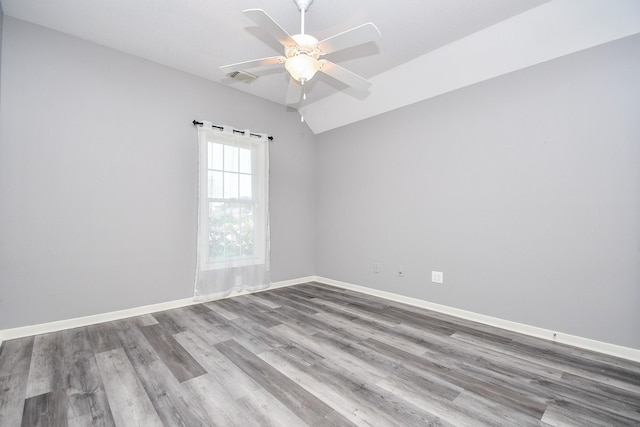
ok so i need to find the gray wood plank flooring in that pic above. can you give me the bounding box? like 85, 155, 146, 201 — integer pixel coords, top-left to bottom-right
1, 282, 639, 426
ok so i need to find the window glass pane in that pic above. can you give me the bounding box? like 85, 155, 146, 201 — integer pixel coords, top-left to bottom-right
239, 174, 252, 200
242, 243, 254, 256
224, 203, 241, 257
224, 203, 236, 258
209, 143, 223, 170
239, 147, 252, 174
220, 202, 233, 259
204, 138, 263, 265
209, 202, 255, 261
224, 172, 238, 199
208, 171, 223, 199
240, 207, 255, 256
224, 145, 239, 172
208, 202, 225, 261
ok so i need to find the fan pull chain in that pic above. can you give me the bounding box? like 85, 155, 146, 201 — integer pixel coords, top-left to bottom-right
300, 81, 307, 122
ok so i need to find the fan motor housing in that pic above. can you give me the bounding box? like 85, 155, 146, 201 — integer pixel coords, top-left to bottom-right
286, 34, 321, 59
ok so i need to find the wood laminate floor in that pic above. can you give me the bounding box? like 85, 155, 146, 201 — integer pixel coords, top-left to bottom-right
1, 282, 639, 426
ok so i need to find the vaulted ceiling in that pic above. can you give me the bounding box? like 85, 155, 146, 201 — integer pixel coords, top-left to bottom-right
2, 0, 640, 133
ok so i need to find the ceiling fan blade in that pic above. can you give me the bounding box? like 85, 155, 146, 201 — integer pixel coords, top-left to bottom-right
319, 60, 372, 92
317, 23, 381, 55
219, 56, 285, 74
243, 9, 297, 47
285, 78, 302, 105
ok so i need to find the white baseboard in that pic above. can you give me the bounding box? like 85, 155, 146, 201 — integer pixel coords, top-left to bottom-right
312, 276, 640, 362
3, 275, 638, 363
0, 277, 310, 345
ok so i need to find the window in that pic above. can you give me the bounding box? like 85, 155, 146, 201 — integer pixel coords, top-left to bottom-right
198, 127, 268, 271
206, 140, 264, 265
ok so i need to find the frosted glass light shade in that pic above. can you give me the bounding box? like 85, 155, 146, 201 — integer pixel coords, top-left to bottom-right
285, 54, 320, 83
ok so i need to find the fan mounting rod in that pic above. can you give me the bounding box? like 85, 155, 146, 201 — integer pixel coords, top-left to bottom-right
294, 0, 313, 34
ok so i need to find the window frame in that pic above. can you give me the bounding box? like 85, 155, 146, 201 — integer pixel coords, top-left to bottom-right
198, 131, 267, 271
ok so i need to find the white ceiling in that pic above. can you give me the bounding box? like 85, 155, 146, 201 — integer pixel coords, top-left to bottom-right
2, 0, 640, 133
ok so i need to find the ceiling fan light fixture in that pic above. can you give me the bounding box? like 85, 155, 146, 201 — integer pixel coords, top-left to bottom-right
285, 54, 321, 83
220, 6, 380, 104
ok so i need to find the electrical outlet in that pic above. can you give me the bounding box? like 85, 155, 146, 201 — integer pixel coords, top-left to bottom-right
373, 262, 380, 274
431, 271, 444, 284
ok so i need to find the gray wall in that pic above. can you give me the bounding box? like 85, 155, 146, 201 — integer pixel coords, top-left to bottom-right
0, 17, 316, 329
0, 4, 3, 108
315, 34, 640, 349
1, 16, 638, 351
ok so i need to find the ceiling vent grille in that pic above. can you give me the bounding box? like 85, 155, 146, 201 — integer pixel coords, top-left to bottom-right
226, 70, 258, 83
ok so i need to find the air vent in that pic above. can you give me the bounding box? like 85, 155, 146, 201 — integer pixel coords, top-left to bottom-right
226, 70, 258, 83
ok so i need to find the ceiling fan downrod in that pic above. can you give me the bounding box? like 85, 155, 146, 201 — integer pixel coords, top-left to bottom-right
294, 0, 313, 35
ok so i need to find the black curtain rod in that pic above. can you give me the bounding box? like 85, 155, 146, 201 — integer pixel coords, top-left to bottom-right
192, 120, 273, 141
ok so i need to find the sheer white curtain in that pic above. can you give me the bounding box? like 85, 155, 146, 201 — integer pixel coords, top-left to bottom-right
194, 122, 270, 300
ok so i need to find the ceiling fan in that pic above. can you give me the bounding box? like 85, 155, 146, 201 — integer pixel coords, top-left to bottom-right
220, 0, 381, 105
